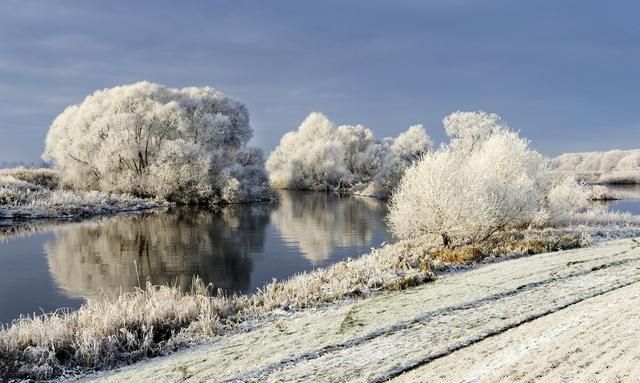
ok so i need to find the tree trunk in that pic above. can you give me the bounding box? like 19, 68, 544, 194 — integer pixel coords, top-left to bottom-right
441, 233, 451, 248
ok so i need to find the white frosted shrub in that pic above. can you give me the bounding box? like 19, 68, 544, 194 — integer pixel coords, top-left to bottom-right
389, 129, 548, 245
370, 125, 433, 192
336, 124, 376, 176
388, 111, 590, 246
42, 82, 271, 204
387, 147, 465, 244
266, 113, 344, 190
544, 177, 591, 223
266, 112, 432, 195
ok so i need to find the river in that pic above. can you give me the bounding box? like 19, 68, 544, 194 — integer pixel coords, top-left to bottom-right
1, 187, 639, 325
0, 191, 392, 324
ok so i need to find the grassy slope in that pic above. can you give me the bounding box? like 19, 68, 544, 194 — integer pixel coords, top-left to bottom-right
83, 237, 640, 383
5, 227, 640, 381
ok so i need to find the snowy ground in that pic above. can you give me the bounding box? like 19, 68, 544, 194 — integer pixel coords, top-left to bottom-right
76, 237, 640, 383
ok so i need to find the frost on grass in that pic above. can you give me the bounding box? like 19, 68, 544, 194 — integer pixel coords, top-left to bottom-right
42, 82, 272, 204
2, 225, 640, 380
0, 168, 168, 219
0, 234, 436, 381
4, 224, 640, 381
551, 149, 640, 184
266, 112, 432, 197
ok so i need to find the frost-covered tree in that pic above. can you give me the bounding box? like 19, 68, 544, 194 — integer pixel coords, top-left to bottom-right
266, 113, 347, 190
266, 112, 432, 196
443, 111, 507, 153
550, 149, 640, 184
391, 124, 433, 164
336, 124, 376, 176
42, 82, 271, 204
388, 111, 587, 246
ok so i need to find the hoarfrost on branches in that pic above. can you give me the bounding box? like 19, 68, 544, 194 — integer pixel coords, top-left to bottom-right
388, 111, 591, 246
266, 112, 432, 196
42, 82, 272, 204
550, 149, 640, 184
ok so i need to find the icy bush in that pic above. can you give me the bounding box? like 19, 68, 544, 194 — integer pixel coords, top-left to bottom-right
266, 112, 432, 196
443, 111, 507, 153
543, 177, 592, 223
42, 82, 271, 204
388, 111, 592, 246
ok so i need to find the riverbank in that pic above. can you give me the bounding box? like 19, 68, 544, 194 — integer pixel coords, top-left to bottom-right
0, 168, 171, 220
77, 236, 640, 382
2, 224, 640, 381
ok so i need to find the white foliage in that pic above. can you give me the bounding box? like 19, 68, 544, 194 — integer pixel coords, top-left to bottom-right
336, 124, 376, 176
266, 113, 432, 195
266, 113, 346, 190
42, 82, 271, 204
550, 149, 640, 184
443, 111, 507, 153
543, 177, 592, 223
391, 124, 433, 164
388, 111, 590, 245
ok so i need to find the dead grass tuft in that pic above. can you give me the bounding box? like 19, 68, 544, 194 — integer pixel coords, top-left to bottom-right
432, 246, 485, 264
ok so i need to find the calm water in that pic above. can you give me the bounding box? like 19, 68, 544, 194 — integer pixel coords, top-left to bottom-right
1, 187, 639, 325
601, 185, 640, 215
0, 191, 392, 324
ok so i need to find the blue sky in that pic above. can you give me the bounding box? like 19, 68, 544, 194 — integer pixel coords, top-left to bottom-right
1, 0, 639, 162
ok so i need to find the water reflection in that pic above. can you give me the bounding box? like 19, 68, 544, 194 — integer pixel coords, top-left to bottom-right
593, 185, 640, 215
5, 187, 637, 322
271, 191, 388, 264
45, 205, 271, 299
38, 191, 391, 304
599, 184, 640, 200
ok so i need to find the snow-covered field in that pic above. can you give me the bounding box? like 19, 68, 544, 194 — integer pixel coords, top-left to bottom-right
0, 168, 170, 219
78, 237, 640, 383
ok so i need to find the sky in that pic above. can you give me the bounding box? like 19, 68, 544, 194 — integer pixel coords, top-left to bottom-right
1, 0, 639, 163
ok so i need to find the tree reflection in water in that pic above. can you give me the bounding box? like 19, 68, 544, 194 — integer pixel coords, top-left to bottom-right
271, 190, 389, 264
46, 205, 271, 299
42, 191, 390, 302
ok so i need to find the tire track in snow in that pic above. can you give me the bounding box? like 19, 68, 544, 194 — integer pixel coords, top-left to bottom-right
220, 249, 640, 383
372, 278, 640, 383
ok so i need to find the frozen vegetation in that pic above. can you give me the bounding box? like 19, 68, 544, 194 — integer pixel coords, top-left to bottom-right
551, 148, 640, 184
0, 168, 168, 219
266, 112, 432, 197
2, 108, 640, 381
43, 82, 272, 204
77, 238, 640, 383
388, 111, 595, 246
3, 225, 640, 380
1, 82, 274, 220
